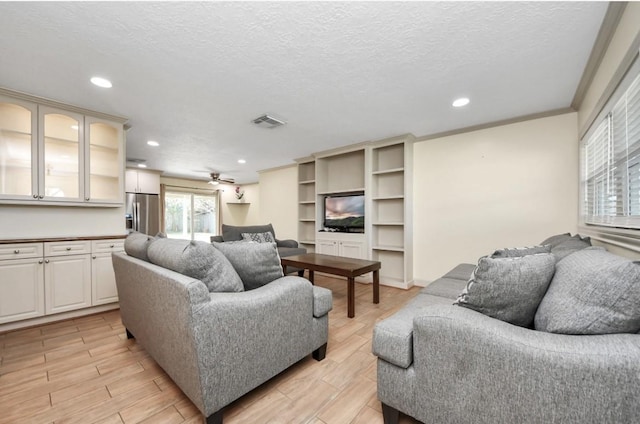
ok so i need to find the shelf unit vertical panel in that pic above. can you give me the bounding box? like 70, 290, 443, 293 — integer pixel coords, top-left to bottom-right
297, 159, 316, 251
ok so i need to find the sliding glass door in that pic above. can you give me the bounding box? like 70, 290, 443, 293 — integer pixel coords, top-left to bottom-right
164, 191, 217, 241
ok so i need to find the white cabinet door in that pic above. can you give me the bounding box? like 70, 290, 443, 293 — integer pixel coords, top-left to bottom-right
0, 258, 44, 324
340, 241, 365, 259
91, 253, 119, 305
125, 169, 138, 192
125, 169, 160, 194
45, 255, 91, 314
316, 239, 338, 255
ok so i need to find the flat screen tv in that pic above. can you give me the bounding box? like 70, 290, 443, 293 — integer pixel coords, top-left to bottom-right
324, 193, 365, 232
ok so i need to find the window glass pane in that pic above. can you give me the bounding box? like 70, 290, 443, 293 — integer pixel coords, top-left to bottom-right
165, 192, 191, 239
193, 194, 217, 242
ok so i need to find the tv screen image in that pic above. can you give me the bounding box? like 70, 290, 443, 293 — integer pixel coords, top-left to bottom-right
324, 194, 365, 231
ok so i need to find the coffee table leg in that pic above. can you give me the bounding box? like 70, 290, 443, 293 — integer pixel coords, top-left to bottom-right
308, 270, 315, 285
373, 269, 380, 304
348, 277, 355, 318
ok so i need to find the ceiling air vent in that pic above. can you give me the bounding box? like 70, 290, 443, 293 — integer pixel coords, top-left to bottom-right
252, 114, 286, 129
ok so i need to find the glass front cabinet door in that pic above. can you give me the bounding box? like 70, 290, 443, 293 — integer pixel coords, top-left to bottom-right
0, 97, 38, 200
0, 92, 125, 206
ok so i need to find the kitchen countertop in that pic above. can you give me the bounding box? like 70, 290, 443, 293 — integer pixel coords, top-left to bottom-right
0, 235, 127, 244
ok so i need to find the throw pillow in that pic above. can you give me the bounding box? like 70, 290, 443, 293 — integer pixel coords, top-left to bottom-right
550, 234, 591, 261
147, 238, 244, 293
539, 233, 572, 248
221, 224, 276, 242
241, 231, 276, 243
124, 232, 154, 262
454, 253, 556, 327
534, 247, 640, 334
491, 245, 551, 258
213, 241, 284, 290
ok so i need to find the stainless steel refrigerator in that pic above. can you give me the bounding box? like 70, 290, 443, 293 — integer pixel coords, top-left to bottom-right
125, 193, 160, 236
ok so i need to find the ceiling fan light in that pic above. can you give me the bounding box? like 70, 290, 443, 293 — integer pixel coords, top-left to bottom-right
452, 97, 470, 107
208, 180, 220, 185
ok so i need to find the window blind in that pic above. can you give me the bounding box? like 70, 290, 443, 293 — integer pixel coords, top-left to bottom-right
582, 66, 640, 228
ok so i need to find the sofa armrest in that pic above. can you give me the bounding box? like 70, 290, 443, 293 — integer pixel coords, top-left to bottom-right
189, 276, 323, 414
411, 304, 640, 423
276, 238, 299, 248
210, 235, 224, 243
312, 286, 333, 317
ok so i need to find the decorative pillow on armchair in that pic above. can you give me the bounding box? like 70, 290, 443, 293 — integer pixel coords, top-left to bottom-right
213, 241, 284, 290
455, 253, 556, 327
241, 232, 276, 243
491, 245, 551, 258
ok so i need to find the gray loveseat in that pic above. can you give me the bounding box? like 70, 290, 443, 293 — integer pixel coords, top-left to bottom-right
112, 236, 331, 424
211, 223, 306, 275
373, 236, 640, 424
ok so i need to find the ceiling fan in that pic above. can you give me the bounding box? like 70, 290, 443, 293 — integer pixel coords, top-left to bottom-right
207, 172, 235, 185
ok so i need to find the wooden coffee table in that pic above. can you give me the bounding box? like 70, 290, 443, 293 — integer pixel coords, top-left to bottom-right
281, 253, 381, 318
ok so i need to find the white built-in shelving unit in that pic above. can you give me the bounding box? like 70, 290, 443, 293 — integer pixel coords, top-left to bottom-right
296, 135, 414, 288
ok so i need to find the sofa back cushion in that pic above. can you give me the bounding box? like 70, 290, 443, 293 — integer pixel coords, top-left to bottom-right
550, 235, 591, 261
124, 232, 154, 262
491, 245, 551, 258
455, 253, 556, 327
535, 247, 640, 334
147, 238, 244, 293
213, 241, 284, 290
222, 224, 276, 242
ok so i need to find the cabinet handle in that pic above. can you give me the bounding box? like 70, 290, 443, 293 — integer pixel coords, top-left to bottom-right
38, 260, 43, 264
110, 244, 114, 248
38, 195, 44, 199
85, 197, 90, 201
93, 255, 97, 259
14, 249, 19, 254
45, 259, 49, 263
32, 194, 38, 199
66, 247, 71, 251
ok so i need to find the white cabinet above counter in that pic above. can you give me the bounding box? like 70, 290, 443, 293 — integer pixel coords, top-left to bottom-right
0, 88, 127, 207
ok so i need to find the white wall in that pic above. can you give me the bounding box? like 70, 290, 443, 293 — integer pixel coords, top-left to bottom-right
0, 204, 125, 239
258, 165, 298, 240
413, 113, 579, 283
220, 182, 260, 226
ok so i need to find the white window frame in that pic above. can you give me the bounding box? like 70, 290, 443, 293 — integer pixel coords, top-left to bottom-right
581, 55, 640, 231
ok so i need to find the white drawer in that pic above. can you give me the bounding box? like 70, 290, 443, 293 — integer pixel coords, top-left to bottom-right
0, 243, 43, 261
91, 239, 125, 253
44, 241, 91, 257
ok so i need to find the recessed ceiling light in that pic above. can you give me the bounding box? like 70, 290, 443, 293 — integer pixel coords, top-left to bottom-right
452, 97, 470, 108
90, 76, 112, 88
147, 140, 159, 147
238, 159, 246, 164
137, 163, 147, 168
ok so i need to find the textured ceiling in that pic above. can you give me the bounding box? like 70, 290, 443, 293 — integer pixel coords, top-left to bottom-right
0, 2, 608, 183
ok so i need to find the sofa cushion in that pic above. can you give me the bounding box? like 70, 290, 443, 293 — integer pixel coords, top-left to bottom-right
535, 247, 640, 334
222, 223, 275, 242
540, 232, 572, 248
441, 263, 476, 281
373, 293, 454, 368
124, 232, 153, 262
421, 277, 468, 300
147, 238, 244, 293
213, 241, 284, 290
491, 245, 551, 258
454, 253, 556, 327
241, 231, 276, 243
550, 235, 591, 261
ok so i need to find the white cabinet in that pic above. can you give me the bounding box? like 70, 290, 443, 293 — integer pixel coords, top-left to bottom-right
91, 240, 124, 305
0, 243, 45, 324
0, 237, 124, 326
0, 90, 126, 206
125, 169, 160, 194
44, 241, 92, 314
316, 233, 367, 259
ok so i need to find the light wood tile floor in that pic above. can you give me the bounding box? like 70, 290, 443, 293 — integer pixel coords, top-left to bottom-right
0, 274, 422, 424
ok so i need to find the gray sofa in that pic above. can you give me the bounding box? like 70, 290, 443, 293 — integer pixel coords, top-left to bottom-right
211, 223, 306, 275
373, 239, 640, 424
112, 238, 331, 424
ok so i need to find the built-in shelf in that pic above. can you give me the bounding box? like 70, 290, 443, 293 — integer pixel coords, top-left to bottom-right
373, 195, 404, 201
372, 245, 405, 252
372, 167, 404, 175
299, 240, 316, 245
372, 222, 404, 226
299, 200, 315, 205
299, 179, 315, 185
299, 219, 315, 222
317, 188, 365, 195
226, 202, 250, 205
